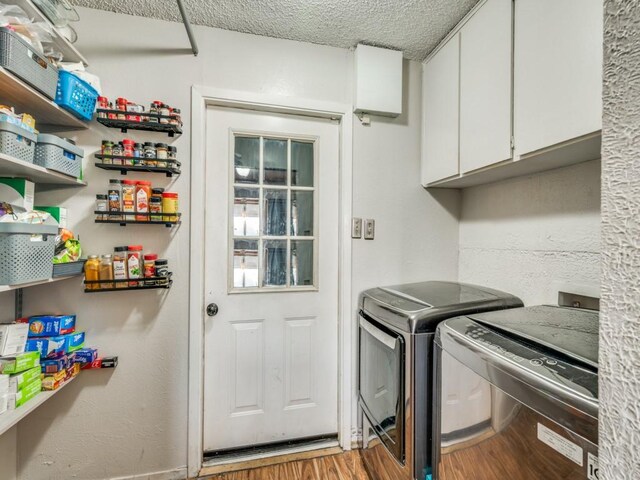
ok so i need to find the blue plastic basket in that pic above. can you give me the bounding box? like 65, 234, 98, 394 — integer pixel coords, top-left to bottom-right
55, 71, 98, 121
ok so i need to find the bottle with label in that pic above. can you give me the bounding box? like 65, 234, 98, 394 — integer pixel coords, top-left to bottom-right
135, 181, 152, 221
143, 254, 157, 285
99, 254, 114, 289
155, 259, 169, 286
113, 246, 128, 288
108, 179, 122, 220
127, 245, 143, 286
84, 255, 100, 290
122, 180, 137, 220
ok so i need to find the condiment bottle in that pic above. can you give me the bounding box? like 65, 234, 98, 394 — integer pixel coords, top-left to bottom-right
84, 255, 100, 290
99, 254, 114, 289
122, 138, 135, 165
167, 146, 177, 166
143, 253, 157, 285
112, 142, 123, 166
127, 245, 143, 286
113, 246, 128, 288
116, 98, 127, 120
96, 194, 107, 220
150, 196, 162, 222
155, 143, 168, 167
143, 142, 156, 167
170, 108, 181, 126
161, 192, 179, 222
97, 96, 109, 117
133, 143, 143, 165
155, 259, 169, 286
108, 179, 122, 220
122, 179, 137, 220
101, 141, 113, 164
135, 181, 152, 221
159, 104, 170, 124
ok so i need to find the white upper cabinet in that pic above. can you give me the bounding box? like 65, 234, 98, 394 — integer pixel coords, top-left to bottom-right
513, 0, 603, 157
421, 34, 460, 186
459, 0, 513, 173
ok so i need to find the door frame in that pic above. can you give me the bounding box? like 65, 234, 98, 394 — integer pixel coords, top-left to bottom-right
188, 86, 354, 478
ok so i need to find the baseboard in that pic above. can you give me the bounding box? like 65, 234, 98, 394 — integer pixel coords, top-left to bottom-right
108, 467, 187, 480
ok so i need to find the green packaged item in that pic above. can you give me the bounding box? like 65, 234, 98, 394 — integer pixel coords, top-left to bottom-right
8, 376, 41, 409
9, 366, 40, 392
0, 351, 40, 374
35, 206, 67, 228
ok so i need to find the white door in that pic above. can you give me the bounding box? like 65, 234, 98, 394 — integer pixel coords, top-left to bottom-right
459, 0, 513, 173
203, 107, 340, 453
421, 33, 460, 186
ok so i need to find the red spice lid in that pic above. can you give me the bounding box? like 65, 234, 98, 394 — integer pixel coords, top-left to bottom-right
136, 180, 152, 186
128, 245, 143, 251
153, 100, 163, 105
116, 97, 128, 104
143, 254, 158, 261
122, 138, 135, 145
97, 96, 108, 102
162, 192, 178, 198
122, 179, 137, 185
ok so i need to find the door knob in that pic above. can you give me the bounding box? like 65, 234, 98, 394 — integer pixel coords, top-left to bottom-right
206, 303, 219, 317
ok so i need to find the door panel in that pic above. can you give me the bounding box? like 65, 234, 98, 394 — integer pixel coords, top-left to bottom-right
204, 107, 339, 452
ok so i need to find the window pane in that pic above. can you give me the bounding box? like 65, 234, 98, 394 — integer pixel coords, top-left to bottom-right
233, 239, 259, 288
263, 138, 287, 185
233, 188, 259, 237
234, 137, 260, 184
264, 189, 288, 236
291, 190, 313, 236
263, 240, 287, 286
291, 240, 313, 286
291, 141, 314, 187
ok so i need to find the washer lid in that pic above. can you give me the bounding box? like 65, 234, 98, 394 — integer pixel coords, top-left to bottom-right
468, 305, 599, 369
360, 281, 523, 333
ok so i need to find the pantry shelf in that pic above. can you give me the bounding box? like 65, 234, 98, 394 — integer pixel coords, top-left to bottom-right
83, 274, 173, 293
94, 211, 181, 227
0, 274, 83, 294
95, 110, 182, 137
94, 158, 181, 177
0, 375, 76, 437
0, 67, 88, 132
0, 153, 86, 186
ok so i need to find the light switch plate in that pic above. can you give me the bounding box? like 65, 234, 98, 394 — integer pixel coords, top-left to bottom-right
364, 219, 375, 240
352, 218, 362, 239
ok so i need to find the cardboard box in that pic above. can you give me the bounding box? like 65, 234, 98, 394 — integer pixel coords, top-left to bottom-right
74, 348, 97, 364
7, 377, 41, 409
26, 332, 84, 358
19, 315, 76, 337
34, 206, 67, 228
41, 355, 70, 374
0, 323, 29, 356
81, 356, 118, 370
0, 178, 34, 210
0, 351, 40, 374
41, 375, 63, 391
8, 366, 40, 393
65, 332, 84, 353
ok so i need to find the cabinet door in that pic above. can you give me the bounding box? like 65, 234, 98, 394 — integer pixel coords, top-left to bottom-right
514, 0, 603, 156
421, 34, 460, 186
460, 0, 513, 174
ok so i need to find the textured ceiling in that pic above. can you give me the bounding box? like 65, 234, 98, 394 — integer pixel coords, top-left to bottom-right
72, 0, 478, 60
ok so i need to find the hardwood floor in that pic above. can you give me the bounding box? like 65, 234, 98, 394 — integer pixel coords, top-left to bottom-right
200, 450, 369, 480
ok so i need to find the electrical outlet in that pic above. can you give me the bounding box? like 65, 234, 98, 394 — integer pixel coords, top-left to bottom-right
364, 219, 375, 240
352, 218, 362, 238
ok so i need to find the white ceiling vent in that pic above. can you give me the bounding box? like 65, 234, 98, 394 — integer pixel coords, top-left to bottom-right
354, 44, 403, 118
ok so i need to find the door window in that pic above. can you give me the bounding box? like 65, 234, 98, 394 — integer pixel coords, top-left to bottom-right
231, 134, 317, 292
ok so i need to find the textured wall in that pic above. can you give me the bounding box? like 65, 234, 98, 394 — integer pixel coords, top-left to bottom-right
459, 160, 601, 305
600, 1, 640, 478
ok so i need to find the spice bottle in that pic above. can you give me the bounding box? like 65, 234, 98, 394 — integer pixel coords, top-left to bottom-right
143, 142, 156, 167
97, 96, 109, 117
84, 255, 100, 290
108, 179, 122, 220
127, 245, 143, 286
135, 180, 152, 221
122, 179, 137, 220
116, 98, 127, 120
99, 254, 114, 289
167, 146, 177, 166
155, 259, 169, 285
143, 253, 157, 285
170, 108, 181, 126
159, 104, 170, 124
162, 192, 179, 222
133, 143, 143, 165
150, 101, 163, 123
155, 143, 168, 168
150, 196, 162, 222
122, 138, 135, 166
96, 194, 107, 220
113, 246, 128, 288
112, 141, 123, 166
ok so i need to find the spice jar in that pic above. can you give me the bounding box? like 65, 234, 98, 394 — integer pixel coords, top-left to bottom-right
84, 255, 100, 290
122, 179, 137, 220
96, 194, 107, 220
108, 179, 122, 220
122, 138, 135, 165
150, 101, 163, 123
112, 141, 123, 166
97, 96, 109, 117
116, 98, 127, 120
159, 104, 170, 124
162, 192, 179, 222
143, 253, 157, 285
113, 246, 128, 288
107, 101, 117, 119
150, 196, 163, 222
127, 245, 143, 286
167, 146, 177, 165
143, 142, 156, 167
155, 143, 168, 168
135, 180, 152, 221
155, 259, 169, 285
170, 108, 181, 126
99, 254, 114, 289
133, 143, 143, 165
101, 140, 113, 162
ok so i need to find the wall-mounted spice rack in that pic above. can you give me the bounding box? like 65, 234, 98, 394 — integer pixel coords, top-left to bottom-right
94, 156, 181, 177
96, 109, 182, 137
83, 273, 173, 292
94, 211, 181, 227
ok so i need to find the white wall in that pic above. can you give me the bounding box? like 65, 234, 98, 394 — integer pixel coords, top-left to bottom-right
458, 159, 601, 305
0, 8, 460, 480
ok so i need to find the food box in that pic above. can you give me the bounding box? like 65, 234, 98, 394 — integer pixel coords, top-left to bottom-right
41, 354, 71, 374
34, 206, 67, 228
0, 351, 40, 374
64, 332, 85, 353
81, 356, 118, 369
0, 178, 34, 210
8, 366, 39, 393
41, 375, 63, 391
19, 315, 76, 337
26, 332, 84, 358
7, 377, 41, 409
74, 348, 97, 364
0, 323, 29, 356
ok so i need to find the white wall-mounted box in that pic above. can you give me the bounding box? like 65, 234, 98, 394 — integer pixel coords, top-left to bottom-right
354, 44, 403, 117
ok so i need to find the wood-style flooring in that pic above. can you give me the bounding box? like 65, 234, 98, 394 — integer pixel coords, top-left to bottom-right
201, 450, 369, 480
